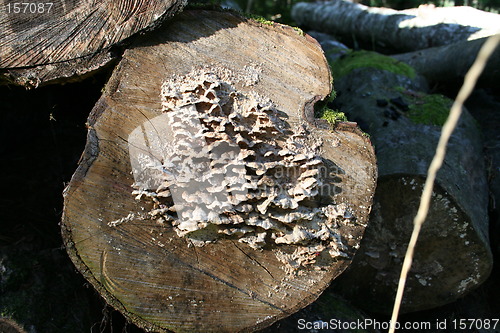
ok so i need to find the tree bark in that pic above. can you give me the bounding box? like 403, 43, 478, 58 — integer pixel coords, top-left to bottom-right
325, 50, 492, 313
0, 0, 186, 87
466, 89, 500, 257
392, 35, 500, 89
61, 10, 377, 332
0, 318, 25, 333
291, 0, 500, 53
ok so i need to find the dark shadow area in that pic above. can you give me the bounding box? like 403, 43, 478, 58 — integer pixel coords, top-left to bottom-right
0, 71, 143, 332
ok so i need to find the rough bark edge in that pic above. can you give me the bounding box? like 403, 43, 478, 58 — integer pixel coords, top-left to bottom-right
0, 50, 117, 88
0, 317, 27, 333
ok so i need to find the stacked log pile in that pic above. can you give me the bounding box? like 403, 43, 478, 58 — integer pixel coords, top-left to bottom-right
2, 0, 499, 330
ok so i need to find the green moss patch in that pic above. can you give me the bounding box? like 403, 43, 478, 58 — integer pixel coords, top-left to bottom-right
292, 26, 305, 36
391, 91, 452, 126
407, 94, 452, 126
246, 14, 275, 25
320, 108, 348, 125
332, 50, 416, 79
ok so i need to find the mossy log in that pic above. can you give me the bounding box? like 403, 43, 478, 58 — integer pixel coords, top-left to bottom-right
61, 10, 377, 332
0, 0, 186, 87
291, 0, 500, 53
393, 35, 500, 89
327, 50, 492, 313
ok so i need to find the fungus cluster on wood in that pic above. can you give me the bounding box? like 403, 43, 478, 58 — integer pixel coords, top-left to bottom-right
125, 69, 356, 271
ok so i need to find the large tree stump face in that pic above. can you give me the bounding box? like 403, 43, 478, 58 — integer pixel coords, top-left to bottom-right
62, 10, 377, 332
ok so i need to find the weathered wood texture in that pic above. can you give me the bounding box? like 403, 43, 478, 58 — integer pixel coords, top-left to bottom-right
393, 35, 500, 88
291, 0, 500, 53
0, 0, 186, 87
327, 52, 492, 313
61, 10, 377, 332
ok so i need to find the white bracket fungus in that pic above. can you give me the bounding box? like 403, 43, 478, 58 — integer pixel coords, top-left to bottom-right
126, 68, 356, 271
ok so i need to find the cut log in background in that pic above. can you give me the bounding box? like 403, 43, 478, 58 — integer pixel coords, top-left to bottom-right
291, 0, 500, 53
313, 38, 493, 313
0, 0, 186, 87
61, 10, 377, 332
392, 35, 500, 89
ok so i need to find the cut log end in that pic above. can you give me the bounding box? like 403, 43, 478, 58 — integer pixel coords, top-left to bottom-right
61, 9, 377, 332
340, 175, 492, 313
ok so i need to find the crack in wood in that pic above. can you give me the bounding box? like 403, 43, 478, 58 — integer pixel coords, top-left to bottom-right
231, 240, 275, 280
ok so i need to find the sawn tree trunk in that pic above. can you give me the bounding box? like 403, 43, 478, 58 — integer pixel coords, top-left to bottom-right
61, 10, 377, 332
